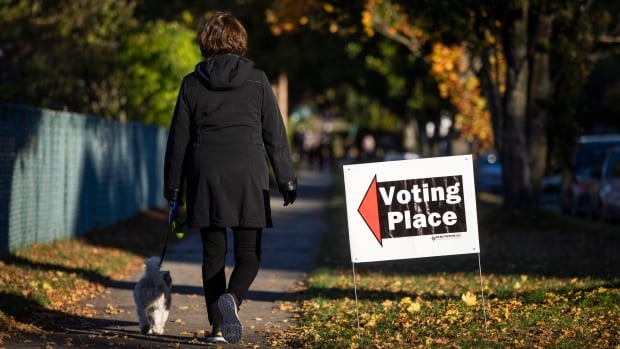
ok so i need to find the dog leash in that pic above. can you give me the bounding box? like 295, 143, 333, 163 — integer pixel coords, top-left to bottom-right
159, 201, 178, 268
160, 201, 187, 268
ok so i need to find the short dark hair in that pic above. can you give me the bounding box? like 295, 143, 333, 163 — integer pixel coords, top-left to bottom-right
198, 11, 247, 58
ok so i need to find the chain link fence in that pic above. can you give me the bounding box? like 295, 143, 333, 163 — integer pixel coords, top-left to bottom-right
0, 103, 169, 255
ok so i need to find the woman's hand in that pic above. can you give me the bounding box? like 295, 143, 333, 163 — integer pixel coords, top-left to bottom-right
282, 190, 297, 206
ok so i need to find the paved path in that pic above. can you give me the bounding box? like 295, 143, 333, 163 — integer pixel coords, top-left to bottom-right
8, 168, 331, 349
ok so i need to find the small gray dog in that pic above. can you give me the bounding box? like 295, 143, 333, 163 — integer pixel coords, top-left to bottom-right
133, 256, 172, 335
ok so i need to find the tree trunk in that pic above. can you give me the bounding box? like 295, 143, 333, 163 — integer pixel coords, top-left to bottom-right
478, 47, 504, 152
402, 114, 419, 153
501, 1, 532, 208
528, 10, 554, 202
273, 71, 289, 132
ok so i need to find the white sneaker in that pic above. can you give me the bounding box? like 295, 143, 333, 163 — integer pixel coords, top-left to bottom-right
205, 330, 228, 344
217, 293, 242, 343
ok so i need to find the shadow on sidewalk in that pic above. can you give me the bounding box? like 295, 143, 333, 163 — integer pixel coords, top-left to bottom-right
1, 168, 333, 348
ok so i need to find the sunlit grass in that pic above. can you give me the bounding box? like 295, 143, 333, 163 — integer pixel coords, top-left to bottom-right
271, 176, 620, 348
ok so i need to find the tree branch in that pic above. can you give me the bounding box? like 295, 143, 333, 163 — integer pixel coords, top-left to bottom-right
371, 15, 423, 55
596, 34, 620, 44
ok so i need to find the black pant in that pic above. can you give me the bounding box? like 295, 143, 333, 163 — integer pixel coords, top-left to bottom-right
200, 226, 262, 326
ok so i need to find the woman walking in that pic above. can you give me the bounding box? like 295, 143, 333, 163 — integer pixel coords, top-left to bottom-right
163, 11, 297, 344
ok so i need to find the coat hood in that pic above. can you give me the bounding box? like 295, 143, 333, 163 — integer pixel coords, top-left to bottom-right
195, 54, 255, 90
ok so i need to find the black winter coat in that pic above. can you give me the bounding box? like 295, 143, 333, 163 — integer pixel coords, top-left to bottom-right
164, 54, 296, 229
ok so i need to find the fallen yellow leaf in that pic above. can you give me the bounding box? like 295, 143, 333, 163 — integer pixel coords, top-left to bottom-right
407, 302, 421, 313
461, 291, 477, 306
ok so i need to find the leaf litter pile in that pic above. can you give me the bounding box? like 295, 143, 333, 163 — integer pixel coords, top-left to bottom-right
1, 191, 619, 348
0, 209, 168, 344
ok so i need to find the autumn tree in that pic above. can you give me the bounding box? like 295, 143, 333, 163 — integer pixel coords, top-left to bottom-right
266, 0, 455, 156
362, 0, 620, 207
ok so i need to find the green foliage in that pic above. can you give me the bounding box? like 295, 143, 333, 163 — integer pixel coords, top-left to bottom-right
3, 0, 618, 136
353, 32, 447, 129
0, 0, 201, 126
341, 86, 401, 131
0, 0, 136, 115
118, 20, 201, 126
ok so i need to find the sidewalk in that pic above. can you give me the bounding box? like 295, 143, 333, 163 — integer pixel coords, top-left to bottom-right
9, 168, 331, 349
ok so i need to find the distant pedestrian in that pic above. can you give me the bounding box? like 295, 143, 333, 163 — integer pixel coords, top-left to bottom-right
358, 134, 378, 163
163, 11, 297, 344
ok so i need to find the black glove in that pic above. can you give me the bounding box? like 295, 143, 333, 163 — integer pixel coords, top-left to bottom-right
278, 178, 297, 206
164, 187, 184, 207
282, 190, 297, 206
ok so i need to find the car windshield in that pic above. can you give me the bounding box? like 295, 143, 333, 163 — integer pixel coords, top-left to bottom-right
574, 141, 620, 174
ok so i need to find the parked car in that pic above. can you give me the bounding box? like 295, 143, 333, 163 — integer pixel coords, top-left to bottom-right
561, 134, 620, 215
588, 146, 620, 221
475, 151, 503, 194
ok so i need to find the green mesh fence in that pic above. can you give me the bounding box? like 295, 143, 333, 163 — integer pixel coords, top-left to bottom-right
0, 103, 169, 254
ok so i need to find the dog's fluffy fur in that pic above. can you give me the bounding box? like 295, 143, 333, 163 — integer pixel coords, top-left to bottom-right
133, 256, 172, 335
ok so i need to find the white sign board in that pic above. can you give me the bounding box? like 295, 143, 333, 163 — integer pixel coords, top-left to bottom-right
343, 155, 480, 263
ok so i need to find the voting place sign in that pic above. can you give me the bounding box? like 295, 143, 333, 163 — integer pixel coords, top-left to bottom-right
343, 155, 480, 263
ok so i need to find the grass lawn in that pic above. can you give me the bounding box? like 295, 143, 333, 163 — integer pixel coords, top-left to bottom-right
1, 174, 619, 348
270, 175, 620, 348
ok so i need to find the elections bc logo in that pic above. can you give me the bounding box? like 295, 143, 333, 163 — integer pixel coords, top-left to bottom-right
358, 175, 467, 245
